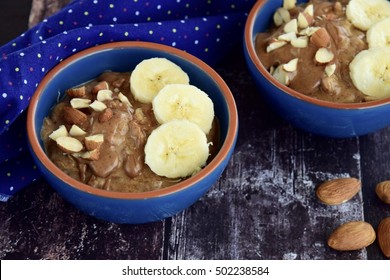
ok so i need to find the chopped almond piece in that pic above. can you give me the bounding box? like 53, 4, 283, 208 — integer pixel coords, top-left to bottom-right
70, 98, 91, 109
63, 107, 88, 126
56, 136, 84, 153
84, 134, 104, 151
325, 64, 336, 77
65, 86, 86, 98
291, 36, 309, 48
98, 108, 113, 123
92, 81, 109, 94
310, 28, 331, 48
80, 149, 100, 161
315, 48, 334, 64
283, 58, 298, 72
49, 125, 68, 141
283, 19, 298, 34
89, 100, 107, 111
283, 0, 296, 10
97, 89, 114, 102
69, 124, 87, 136
266, 40, 287, 53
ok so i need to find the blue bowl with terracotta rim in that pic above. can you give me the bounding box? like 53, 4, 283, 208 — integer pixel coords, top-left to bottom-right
244, 0, 390, 138
27, 41, 238, 224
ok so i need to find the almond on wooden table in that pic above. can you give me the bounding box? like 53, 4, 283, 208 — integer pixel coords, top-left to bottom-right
377, 217, 390, 258
327, 221, 376, 251
375, 181, 390, 204
316, 177, 361, 205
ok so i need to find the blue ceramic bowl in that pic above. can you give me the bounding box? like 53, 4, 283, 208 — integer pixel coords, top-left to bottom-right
27, 41, 238, 224
244, 0, 390, 138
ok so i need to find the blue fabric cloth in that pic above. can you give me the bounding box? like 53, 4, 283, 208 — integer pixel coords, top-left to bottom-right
0, 0, 255, 201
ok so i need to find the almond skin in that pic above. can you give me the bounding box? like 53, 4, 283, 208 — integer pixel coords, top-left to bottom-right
316, 177, 361, 205
310, 27, 331, 48
56, 136, 84, 153
65, 86, 86, 98
63, 106, 88, 126
92, 81, 109, 94
377, 217, 390, 258
375, 181, 390, 204
328, 221, 376, 251
98, 108, 113, 123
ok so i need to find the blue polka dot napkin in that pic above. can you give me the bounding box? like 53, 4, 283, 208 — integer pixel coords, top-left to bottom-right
0, 0, 255, 201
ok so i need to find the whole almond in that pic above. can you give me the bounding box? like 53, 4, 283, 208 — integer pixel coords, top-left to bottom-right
310, 27, 331, 48
377, 217, 390, 258
375, 181, 390, 204
328, 221, 376, 251
63, 106, 88, 126
316, 177, 361, 205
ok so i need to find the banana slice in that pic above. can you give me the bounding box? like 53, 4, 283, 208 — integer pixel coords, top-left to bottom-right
367, 18, 390, 49
349, 47, 390, 99
130, 57, 190, 103
346, 0, 390, 31
144, 119, 209, 179
152, 84, 214, 134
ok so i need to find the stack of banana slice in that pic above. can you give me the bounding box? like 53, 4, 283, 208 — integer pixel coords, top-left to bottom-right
130, 57, 215, 179
347, 0, 390, 100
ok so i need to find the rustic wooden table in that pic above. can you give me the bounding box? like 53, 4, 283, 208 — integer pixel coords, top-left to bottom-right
0, 0, 389, 260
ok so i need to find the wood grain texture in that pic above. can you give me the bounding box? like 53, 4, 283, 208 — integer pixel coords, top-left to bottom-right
163, 56, 365, 260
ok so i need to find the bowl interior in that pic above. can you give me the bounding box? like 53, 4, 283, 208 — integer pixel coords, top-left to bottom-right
28, 41, 238, 199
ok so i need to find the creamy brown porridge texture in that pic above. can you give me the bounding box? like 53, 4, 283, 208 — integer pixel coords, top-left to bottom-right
41, 72, 219, 193
255, 0, 368, 103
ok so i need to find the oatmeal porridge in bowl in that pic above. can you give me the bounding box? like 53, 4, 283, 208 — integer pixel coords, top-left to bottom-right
27, 41, 238, 224
244, 0, 390, 137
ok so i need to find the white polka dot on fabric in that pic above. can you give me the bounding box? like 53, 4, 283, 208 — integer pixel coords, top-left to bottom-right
2, 93, 7, 98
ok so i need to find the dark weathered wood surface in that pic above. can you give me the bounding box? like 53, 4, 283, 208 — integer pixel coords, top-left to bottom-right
0, 0, 389, 260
